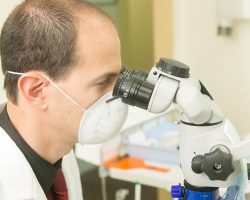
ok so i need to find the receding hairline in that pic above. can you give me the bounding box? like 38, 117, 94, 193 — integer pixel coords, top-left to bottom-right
21, 0, 119, 69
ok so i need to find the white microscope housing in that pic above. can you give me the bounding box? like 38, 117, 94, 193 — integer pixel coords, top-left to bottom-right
112, 58, 249, 196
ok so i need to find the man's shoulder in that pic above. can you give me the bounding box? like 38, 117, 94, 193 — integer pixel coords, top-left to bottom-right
0, 128, 46, 199
0, 127, 30, 172
0, 127, 34, 177
0, 127, 14, 152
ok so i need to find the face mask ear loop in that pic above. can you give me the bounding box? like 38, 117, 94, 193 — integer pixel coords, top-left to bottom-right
6, 71, 86, 112
40, 74, 86, 112
6, 71, 24, 76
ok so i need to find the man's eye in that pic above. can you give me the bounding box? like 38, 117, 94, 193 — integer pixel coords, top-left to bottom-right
96, 80, 109, 86
96, 75, 117, 87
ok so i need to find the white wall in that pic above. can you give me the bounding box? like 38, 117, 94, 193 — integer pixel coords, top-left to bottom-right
173, 0, 250, 134
0, 0, 22, 101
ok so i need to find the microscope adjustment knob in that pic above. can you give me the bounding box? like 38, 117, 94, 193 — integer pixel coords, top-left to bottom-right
191, 155, 204, 174
202, 148, 234, 181
156, 58, 190, 78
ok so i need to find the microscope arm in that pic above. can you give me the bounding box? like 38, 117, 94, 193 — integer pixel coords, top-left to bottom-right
147, 68, 224, 125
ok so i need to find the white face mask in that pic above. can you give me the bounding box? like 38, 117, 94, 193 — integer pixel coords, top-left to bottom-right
6, 71, 128, 144
78, 92, 128, 144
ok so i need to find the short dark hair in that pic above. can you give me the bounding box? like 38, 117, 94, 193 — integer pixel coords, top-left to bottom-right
0, 0, 112, 104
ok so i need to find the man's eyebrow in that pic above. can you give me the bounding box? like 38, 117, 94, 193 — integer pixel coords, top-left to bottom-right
91, 72, 119, 83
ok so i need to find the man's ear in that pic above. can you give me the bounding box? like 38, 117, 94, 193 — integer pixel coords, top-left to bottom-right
18, 72, 49, 110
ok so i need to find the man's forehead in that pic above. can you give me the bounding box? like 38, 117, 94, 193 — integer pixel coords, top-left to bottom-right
72, 11, 121, 84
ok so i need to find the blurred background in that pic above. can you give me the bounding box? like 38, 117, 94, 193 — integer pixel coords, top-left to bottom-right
1, 0, 250, 199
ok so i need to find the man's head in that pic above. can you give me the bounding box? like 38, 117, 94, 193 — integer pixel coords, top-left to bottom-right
0, 0, 121, 146
0, 0, 120, 104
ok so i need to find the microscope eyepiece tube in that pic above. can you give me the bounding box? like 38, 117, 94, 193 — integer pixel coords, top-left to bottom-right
113, 67, 154, 110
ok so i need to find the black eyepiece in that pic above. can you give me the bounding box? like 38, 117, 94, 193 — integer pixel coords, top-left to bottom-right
113, 67, 154, 110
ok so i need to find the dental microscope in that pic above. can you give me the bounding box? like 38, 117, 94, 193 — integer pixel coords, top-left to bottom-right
111, 58, 250, 200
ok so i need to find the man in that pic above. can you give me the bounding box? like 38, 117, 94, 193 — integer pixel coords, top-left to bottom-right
0, 0, 127, 199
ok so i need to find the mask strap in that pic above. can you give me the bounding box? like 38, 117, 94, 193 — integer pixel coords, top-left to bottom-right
6, 71, 86, 112
5, 71, 24, 76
